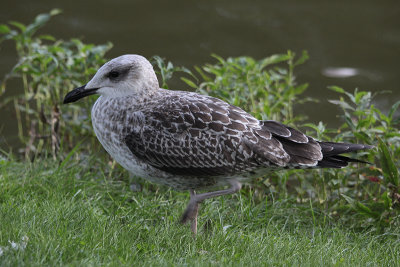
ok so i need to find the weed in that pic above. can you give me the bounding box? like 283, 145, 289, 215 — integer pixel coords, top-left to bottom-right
0, 9, 112, 160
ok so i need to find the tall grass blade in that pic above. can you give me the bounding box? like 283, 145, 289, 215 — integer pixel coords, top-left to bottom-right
378, 137, 399, 187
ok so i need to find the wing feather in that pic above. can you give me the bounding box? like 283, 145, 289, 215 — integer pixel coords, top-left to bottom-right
124, 92, 279, 176
122, 91, 371, 175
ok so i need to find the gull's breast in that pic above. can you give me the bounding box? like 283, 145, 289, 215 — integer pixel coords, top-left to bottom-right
91, 96, 173, 183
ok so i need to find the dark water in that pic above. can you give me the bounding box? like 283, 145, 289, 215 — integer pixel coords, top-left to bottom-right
1, 1, 399, 148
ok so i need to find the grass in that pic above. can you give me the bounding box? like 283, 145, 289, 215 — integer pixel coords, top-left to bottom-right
1, 158, 400, 266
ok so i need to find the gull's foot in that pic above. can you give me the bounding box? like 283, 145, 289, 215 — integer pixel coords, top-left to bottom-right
180, 198, 199, 225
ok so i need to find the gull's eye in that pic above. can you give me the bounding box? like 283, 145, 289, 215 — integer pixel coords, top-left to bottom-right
108, 71, 120, 79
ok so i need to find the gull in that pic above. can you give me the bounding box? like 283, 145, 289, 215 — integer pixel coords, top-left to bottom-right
63, 54, 373, 234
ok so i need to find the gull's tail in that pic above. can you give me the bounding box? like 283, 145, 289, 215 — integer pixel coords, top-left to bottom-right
316, 142, 374, 168
260, 120, 374, 169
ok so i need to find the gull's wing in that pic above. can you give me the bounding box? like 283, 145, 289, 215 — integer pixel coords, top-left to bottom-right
123, 92, 290, 176
123, 91, 372, 176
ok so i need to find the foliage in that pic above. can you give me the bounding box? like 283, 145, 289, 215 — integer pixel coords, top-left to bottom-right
0, 9, 112, 160
150, 55, 196, 89
318, 88, 400, 227
190, 51, 311, 123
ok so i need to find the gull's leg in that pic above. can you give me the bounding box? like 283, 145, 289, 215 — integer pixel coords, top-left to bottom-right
189, 190, 198, 234
180, 179, 242, 234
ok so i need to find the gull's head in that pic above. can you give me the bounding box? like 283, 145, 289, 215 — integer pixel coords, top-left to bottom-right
63, 54, 159, 104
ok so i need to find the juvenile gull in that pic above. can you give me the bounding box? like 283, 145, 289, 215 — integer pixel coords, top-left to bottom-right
63, 54, 373, 234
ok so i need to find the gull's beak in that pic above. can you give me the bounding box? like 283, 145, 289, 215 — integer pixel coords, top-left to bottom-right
63, 84, 99, 104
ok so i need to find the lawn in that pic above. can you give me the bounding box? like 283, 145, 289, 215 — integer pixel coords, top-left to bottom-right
1, 158, 399, 266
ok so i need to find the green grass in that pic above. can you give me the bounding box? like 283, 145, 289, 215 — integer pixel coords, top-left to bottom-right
1, 159, 399, 266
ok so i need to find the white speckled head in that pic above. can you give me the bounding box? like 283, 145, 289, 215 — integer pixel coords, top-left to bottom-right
86, 54, 159, 98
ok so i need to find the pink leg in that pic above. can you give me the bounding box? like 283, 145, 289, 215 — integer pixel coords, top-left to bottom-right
180, 179, 242, 234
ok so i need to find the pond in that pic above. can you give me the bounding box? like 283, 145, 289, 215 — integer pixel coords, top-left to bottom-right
1, 0, 399, 149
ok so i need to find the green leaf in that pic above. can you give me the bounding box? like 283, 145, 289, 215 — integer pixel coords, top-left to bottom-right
26, 13, 51, 36
260, 54, 290, 68
388, 100, 400, 120
50, 9, 62, 16
378, 137, 399, 187
355, 202, 379, 218
327, 86, 345, 94
344, 115, 356, 130
344, 90, 356, 104
341, 193, 356, 206
293, 83, 308, 94
211, 54, 226, 65
353, 131, 371, 143
373, 107, 389, 124
9, 21, 26, 31
354, 91, 369, 104
195, 66, 211, 82
328, 100, 354, 110
180, 77, 197, 89
341, 194, 379, 218
357, 118, 373, 129
294, 50, 309, 66
38, 34, 56, 41
0, 24, 10, 34
381, 191, 392, 209
303, 123, 319, 132
34, 13, 51, 26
